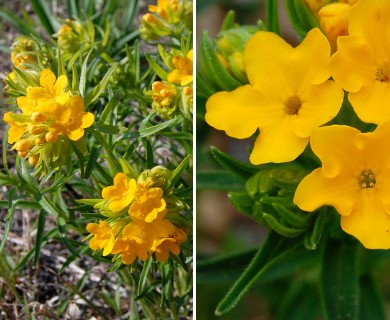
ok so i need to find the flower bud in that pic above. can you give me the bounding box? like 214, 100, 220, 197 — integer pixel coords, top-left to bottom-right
215, 26, 257, 83
138, 166, 172, 189
31, 112, 46, 123
13, 139, 31, 152
45, 131, 58, 143
150, 81, 178, 119
319, 3, 352, 50
28, 153, 40, 167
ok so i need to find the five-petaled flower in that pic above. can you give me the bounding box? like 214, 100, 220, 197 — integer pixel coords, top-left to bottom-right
294, 123, 390, 249
86, 220, 116, 256
206, 28, 343, 165
102, 173, 137, 212
330, 0, 390, 124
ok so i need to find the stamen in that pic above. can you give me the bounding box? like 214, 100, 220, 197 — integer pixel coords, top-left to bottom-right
284, 96, 302, 116
376, 62, 390, 83
358, 169, 376, 189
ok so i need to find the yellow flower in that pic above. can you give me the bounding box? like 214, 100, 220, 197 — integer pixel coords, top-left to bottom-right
17, 69, 70, 110
102, 173, 137, 212
167, 49, 193, 86
129, 187, 167, 222
330, 0, 390, 124
86, 220, 115, 256
151, 228, 187, 262
319, 3, 352, 50
111, 237, 149, 264
4, 112, 28, 144
205, 28, 343, 165
294, 123, 390, 249
48, 96, 95, 141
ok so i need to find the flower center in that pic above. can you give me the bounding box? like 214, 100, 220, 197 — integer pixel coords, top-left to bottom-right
376, 63, 390, 83
358, 169, 376, 189
284, 96, 302, 115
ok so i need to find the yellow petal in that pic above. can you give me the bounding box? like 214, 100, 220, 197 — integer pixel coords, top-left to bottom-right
310, 125, 361, 178
68, 128, 84, 141
17, 96, 36, 114
349, 81, 390, 124
294, 168, 359, 216
39, 69, 56, 90
245, 31, 292, 97
330, 35, 376, 93
348, 0, 390, 53
102, 237, 114, 256
291, 80, 343, 138
54, 75, 68, 95
86, 222, 100, 234
81, 112, 94, 128
249, 118, 308, 164
205, 85, 281, 139
341, 191, 390, 249
245, 28, 330, 98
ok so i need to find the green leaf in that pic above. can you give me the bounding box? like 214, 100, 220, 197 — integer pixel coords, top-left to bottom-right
119, 158, 139, 179
168, 154, 191, 188
138, 258, 153, 295
210, 146, 258, 181
321, 238, 359, 320
220, 10, 236, 31
139, 117, 181, 137
266, 0, 280, 34
197, 248, 257, 283
359, 274, 386, 320
285, 0, 319, 38
79, 49, 93, 98
215, 231, 301, 316
84, 63, 118, 106
145, 53, 168, 80
34, 210, 47, 265
0, 9, 39, 36
197, 170, 244, 191
31, 0, 60, 34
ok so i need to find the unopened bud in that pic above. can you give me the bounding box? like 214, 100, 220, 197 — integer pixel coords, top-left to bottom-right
31, 112, 46, 123
45, 131, 58, 143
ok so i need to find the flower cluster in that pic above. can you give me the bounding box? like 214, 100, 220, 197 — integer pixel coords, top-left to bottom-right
140, 0, 192, 41
4, 69, 94, 169
85, 168, 189, 264
145, 46, 193, 120
205, 0, 390, 249
55, 19, 93, 60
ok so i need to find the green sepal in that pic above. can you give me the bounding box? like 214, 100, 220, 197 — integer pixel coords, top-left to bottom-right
263, 213, 306, 238
272, 203, 312, 229
246, 170, 276, 198
198, 31, 243, 94
227, 192, 254, 218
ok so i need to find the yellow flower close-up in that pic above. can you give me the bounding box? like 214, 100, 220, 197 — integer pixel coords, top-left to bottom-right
102, 173, 137, 212
17, 69, 70, 110
330, 0, 390, 124
129, 187, 167, 222
294, 123, 390, 249
205, 28, 343, 165
167, 49, 193, 86
86, 220, 116, 256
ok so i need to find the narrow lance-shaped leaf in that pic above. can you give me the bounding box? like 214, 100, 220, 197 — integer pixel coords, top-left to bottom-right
321, 238, 360, 320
